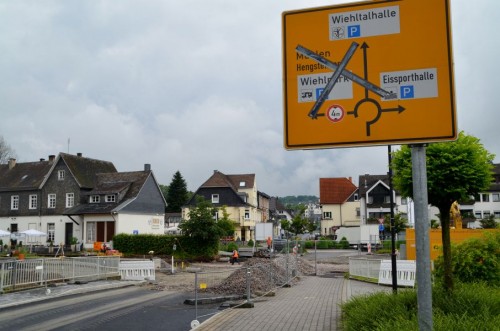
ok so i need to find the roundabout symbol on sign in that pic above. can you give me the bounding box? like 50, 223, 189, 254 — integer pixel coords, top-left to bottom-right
326, 105, 344, 123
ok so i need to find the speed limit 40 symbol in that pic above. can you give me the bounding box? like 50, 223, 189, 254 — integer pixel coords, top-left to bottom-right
326, 105, 344, 123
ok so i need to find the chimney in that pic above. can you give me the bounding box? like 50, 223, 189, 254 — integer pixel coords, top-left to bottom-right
48, 155, 55, 162
348, 176, 352, 182
40, 158, 45, 162
144, 164, 151, 171
8, 158, 16, 170
77, 152, 82, 157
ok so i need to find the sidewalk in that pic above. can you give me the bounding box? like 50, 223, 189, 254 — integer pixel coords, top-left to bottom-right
194, 276, 391, 331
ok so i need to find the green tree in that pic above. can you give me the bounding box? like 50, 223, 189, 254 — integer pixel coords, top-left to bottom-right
480, 215, 499, 229
179, 196, 222, 259
383, 213, 408, 234
288, 206, 310, 236
165, 171, 189, 212
217, 205, 236, 237
159, 184, 169, 201
392, 131, 495, 291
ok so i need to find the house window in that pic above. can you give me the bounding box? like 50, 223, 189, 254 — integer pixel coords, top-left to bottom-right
58, 170, 65, 180
29, 195, 37, 209
494, 211, 500, 219
474, 194, 480, 202
86, 222, 96, 243
474, 211, 482, 219
493, 193, 500, 202
401, 197, 408, 205
368, 196, 374, 204
384, 195, 391, 203
244, 209, 250, 219
323, 211, 332, 219
239, 181, 246, 187
356, 208, 360, 217
66, 193, 75, 208
105, 195, 116, 203
90, 195, 100, 203
48, 194, 56, 208
47, 223, 55, 242
354, 193, 359, 201
11, 196, 19, 210
212, 194, 219, 203
483, 211, 491, 218
482, 194, 490, 202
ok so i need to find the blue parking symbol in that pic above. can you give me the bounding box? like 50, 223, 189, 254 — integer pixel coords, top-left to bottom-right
400, 85, 414, 99
316, 88, 327, 100
348, 25, 361, 38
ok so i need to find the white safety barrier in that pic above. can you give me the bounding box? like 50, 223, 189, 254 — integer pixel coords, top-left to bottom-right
378, 260, 416, 287
119, 260, 155, 281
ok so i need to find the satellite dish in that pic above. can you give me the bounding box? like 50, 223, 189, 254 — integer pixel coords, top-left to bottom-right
190, 320, 200, 328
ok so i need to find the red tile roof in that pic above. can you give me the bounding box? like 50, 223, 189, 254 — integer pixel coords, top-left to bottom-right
319, 177, 357, 204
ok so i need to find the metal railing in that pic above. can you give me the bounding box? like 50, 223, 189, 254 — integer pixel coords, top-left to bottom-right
0, 256, 120, 293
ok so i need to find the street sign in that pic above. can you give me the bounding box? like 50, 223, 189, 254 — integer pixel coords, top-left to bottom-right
282, 0, 456, 149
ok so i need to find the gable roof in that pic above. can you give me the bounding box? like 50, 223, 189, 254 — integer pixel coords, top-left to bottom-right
358, 174, 389, 196
0, 160, 53, 191
58, 153, 117, 189
201, 170, 255, 191
319, 177, 357, 204
65, 170, 152, 215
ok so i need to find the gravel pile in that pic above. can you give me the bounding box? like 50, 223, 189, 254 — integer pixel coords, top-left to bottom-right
147, 254, 349, 295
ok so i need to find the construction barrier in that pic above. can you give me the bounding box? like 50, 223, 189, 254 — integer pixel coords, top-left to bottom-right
378, 260, 416, 287
118, 260, 155, 281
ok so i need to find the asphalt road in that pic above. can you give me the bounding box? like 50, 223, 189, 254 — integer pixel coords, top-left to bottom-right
0, 286, 219, 331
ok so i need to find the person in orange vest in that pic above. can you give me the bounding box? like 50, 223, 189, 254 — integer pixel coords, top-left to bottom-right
266, 236, 272, 250
231, 249, 240, 265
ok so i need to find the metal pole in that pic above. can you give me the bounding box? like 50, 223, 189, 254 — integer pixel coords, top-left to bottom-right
246, 267, 252, 303
314, 240, 317, 276
411, 144, 433, 331
388, 145, 398, 292
195, 272, 198, 320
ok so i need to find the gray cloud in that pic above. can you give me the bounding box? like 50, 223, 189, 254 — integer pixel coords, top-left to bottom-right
1, 0, 498, 196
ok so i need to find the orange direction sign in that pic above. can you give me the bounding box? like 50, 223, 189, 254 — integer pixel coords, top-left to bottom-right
282, 0, 456, 149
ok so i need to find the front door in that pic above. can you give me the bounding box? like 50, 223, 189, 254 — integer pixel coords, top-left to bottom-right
65, 223, 73, 246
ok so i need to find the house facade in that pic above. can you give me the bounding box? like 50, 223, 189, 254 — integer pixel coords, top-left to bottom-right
319, 177, 360, 236
0, 153, 166, 248
458, 163, 500, 228
182, 170, 263, 242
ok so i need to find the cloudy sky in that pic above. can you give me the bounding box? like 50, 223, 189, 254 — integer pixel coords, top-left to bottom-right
1, 0, 498, 197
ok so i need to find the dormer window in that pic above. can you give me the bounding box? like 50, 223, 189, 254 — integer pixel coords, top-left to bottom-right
106, 195, 116, 203
58, 170, 65, 180
239, 181, 246, 187
90, 195, 100, 203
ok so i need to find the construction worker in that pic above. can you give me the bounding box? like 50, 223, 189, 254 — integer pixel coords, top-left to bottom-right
231, 249, 240, 265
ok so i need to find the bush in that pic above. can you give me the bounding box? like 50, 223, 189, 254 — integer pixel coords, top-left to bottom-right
339, 237, 350, 249
434, 231, 500, 287
219, 242, 239, 252
342, 283, 500, 330
247, 239, 254, 247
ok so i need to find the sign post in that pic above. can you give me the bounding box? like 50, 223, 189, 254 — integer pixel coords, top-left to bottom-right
283, 1, 455, 330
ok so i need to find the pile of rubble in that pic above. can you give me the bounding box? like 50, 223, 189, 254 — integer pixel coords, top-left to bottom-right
205, 255, 339, 296
149, 254, 348, 295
